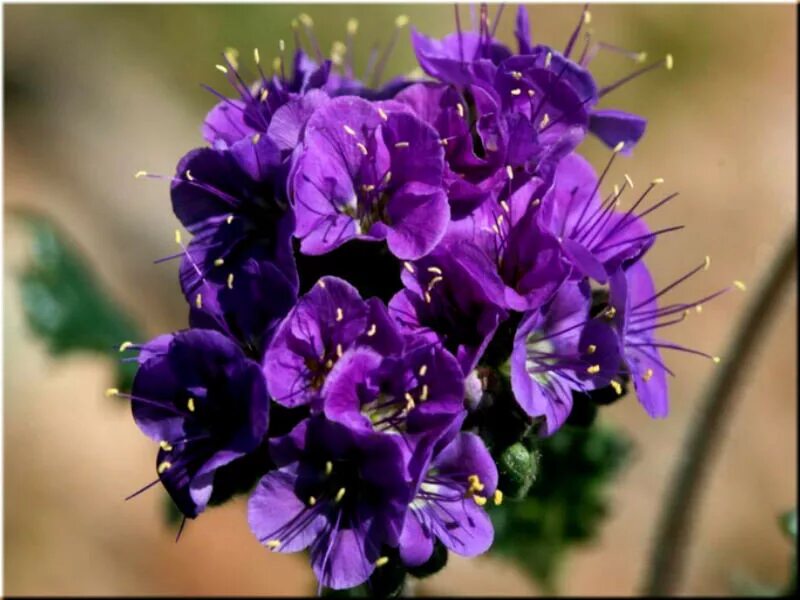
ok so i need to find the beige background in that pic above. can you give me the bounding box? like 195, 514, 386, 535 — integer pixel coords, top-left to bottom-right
4, 3, 797, 595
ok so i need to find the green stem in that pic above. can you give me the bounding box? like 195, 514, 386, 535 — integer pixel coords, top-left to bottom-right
642, 230, 797, 595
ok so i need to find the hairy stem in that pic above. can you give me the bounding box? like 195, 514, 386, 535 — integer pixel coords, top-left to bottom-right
642, 229, 797, 595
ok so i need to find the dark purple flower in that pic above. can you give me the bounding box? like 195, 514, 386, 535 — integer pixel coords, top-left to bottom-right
170, 135, 298, 353
248, 415, 412, 590
389, 240, 507, 375
606, 259, 730, 418
539, 151, 681, 283
321, 336, 466, 438
399, 415, 499, 566
510, 280, 619, 435
291, 96, 449, 259
129, 329, 269, 518
263, 276, 402, 408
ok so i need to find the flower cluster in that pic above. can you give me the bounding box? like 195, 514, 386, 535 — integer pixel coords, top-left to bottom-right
122, 5, 737, 593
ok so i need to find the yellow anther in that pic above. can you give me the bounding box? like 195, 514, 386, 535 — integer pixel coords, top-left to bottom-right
501, 200, 511, 213
733, 280, 747, 291
665, 54, 674, 71
158, 461, 172, 474
298, 13, 313, 27
215, 64, 228, 74
418, 364, 428, 377
375, 556, 390, 568
227, 273, 234, 289
493, 489, 504, 505
624, 174, 634, 189
356, 143, 368, 155
367, 323, 377, 337
527, 89, 535, 97
586, 364, 601, 374
511, 70, 522, 80
105, 387, 119, 398
510, 88, 522, 96
214, 258, 225, 267
404, 392, 415, 405
260, 88, 269, 102
427, 275, 443, 291
695, 304, 703, 313
703, 255, 711, 271
531, 198, 541, 207
424, 291, 432, 303
346, 18, 359, 35
586, 344, 597, 354
185, 169, 195, 181
439, 138, 449, 146
325, 461, 333, 476
605, 306, 617, 319
253, 48, 260, 64
420, 384, 429, 401
425, 267, 442, 276
613, 184, 620, 197
377, 107, 389, 121
291, 18, 299, 29
325, 359, 334, 370
343, 124, 357, 136
318, 279, 327, 288
506, 165, 514, 180
643, 368, 654, 382
252, 133, 261, 144
195, 293, 203, 309
187, 397, 196, 412
405, 395, 416, 412
336, 344, 343, 358
473, 494, 487, 506
160, 440, 173, 452
134, 170, 148, 179
540, 113, 550, 128
383, 171, 392, 184
610, 380, 623, 395
613, 141, 625, 153
403, 262, 415, 274
279, 39, 286, 53
651, 177, 664, 185
265, 539, 282, 549
545, 52, 553, 68
308, 496, 317, 506
394, 141, 410, 149
226, 214, 234, 224
336, 307, 344, 322
395, 14, 409, 28
636, 51, 648, 64
224, 47, 239, 69
712, 356, 721, 364
456, 103, 465, 118
334, 487, 346, 503
583, 10, 592, 25
119, 341, 133, 352
174, 229, 183, 245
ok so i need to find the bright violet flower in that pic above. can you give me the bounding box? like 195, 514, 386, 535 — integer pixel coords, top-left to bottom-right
291, 96, 449, 259
606, 259, 729, 418
539, 151, 681, 283
510, 280, 620, 435
248, 415, 412, 590
263, 276, 402, 408
321, 336, 466, 437
399, 415, 498, 566
170, 135, 298, 351
129, 329, 269, 518
389, 240, 507, 375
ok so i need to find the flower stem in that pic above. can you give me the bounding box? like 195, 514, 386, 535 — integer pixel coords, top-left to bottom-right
642, 229, 797, 595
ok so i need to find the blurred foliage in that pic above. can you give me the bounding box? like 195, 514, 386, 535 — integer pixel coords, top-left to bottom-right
730, 508, 796, 597
17, 214, 141, 390
490, 423, 633, 592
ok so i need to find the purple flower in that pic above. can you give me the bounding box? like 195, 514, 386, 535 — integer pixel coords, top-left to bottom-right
248, 415, 412, 590
291, 96, 449, 259
171, 135, 298, 352
263, 276, 402, 408
510, 280, 620, 435
606, 259, 729, 418
321, 337, 466, 438
130, 329, 269, 518
399, 416, 498, 566
389, 240, 507, 375
539, 151, 681, 283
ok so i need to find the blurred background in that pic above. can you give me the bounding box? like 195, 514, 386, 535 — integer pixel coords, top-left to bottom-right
3, 2, 796, 596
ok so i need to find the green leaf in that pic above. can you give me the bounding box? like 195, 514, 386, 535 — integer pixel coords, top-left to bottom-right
489, 424, 632, 592
17, 215, 142, 390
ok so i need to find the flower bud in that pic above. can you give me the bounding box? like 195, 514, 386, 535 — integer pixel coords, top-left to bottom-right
497, 442, 539, 500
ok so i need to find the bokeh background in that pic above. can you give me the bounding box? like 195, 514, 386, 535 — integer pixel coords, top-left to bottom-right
3, 2, 797, 596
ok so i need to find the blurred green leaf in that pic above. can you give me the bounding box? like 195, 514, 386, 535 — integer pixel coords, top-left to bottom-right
17, 215, 142, 390
489, 424, 632, 592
